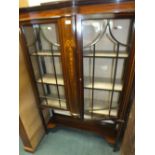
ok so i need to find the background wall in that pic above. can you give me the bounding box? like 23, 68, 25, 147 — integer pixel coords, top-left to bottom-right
19, 0, 67, 8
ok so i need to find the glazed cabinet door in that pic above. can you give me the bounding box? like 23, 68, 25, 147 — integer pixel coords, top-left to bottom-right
77, 14, 134, 121
20, 19, 73, 116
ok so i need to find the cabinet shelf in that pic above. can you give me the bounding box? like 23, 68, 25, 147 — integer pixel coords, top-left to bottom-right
40, 95, 65, 101
32, 51, 128, 58
37, 74, 64, 85
84, 109, 117, 120
41, 98, 67, 109
90, 109, 117, 117
84, 77, 123, 91
83, 51, 128, 58
53, 109, 71, 116
84, 98, 117, 110
31, 51, 61, 57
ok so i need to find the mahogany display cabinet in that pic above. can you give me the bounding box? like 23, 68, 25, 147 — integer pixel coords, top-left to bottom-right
19, 0, 135, 151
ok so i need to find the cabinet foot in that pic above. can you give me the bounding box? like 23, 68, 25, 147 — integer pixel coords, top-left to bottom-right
47, 122, 57, 129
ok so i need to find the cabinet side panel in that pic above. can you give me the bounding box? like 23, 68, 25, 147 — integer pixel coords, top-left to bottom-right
19, 40, 45, 150
121, 100, 135, 155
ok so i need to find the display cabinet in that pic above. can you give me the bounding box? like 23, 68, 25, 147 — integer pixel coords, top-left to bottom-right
19, 0, 135, 151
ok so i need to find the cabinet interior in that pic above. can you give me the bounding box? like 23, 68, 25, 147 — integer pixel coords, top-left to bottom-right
23, 23, 67, 111
82, 18, 132, 120
22, 17, 132, 120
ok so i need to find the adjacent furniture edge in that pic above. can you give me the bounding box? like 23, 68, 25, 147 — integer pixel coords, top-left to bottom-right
19, 31, 46, 152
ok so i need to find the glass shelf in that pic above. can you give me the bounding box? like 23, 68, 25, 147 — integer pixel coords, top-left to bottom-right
89, 109, 117, 116
37, 74, 64, 85
40, 95, 65, 101
53, 109, 71, 116
31, 51, 61, 56
84, 109, 117, 120
84, 77, 123, 91
83, 50, 128, 58
84, 98, 118, 110
41, 98, 67, 109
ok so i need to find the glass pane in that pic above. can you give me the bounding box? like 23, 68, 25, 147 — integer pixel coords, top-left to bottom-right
30, 56, 64, 85
37, 83, 45, 97
83, 57, 123, 91
37, 83, 66, 109
82, 18, 131, 119
84, 89, 120, 119
40, 24, 59, 51
110, 19, 131, 45
22, 23, 67, 110
23, 24, 60, 54
82, 19, 131, 53
30, 56, 40, 81
111, 92, 120, 117
23, 26, 36, 53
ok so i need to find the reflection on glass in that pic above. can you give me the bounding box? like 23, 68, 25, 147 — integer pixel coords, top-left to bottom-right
22, 23, 67, 110
38, 84, 66, 109
82, 18, 131, 120
82, 19, 131, 52
23, 24, 60, 55
84, 89, 120, 118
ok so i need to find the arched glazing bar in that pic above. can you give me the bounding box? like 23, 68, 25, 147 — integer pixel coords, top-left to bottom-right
83, 21, 108, 48
83, 19, 129, 49
83, 19, 131, 119
107, 20, 129, 47
39, 26, 62, 109
25, 25, 61, 48
40, 28, 60, 47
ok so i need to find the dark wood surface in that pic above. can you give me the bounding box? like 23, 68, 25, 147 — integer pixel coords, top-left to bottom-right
19, 1, 134, 21
117, 29, 135, 124
19, 0, 134, 13
75, 14, 84, 119
59, 17, 81, 115
49, 114, 117, 144
113, 29, 135, 150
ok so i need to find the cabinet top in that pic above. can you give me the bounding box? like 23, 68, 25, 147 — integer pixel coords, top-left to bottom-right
19, 0, 134, 14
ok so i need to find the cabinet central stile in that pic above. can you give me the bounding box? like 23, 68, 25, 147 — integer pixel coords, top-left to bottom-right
59, 16, 81, 116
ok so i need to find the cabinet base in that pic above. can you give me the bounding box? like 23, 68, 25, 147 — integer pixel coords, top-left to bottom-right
48, 114, 117, 145
47, 122, 57, 129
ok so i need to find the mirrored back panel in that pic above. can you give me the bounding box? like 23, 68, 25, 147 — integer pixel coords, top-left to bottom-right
82, 18, 133, 120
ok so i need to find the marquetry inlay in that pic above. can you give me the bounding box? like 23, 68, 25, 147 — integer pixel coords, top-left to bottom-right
64, 39, 75, 80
